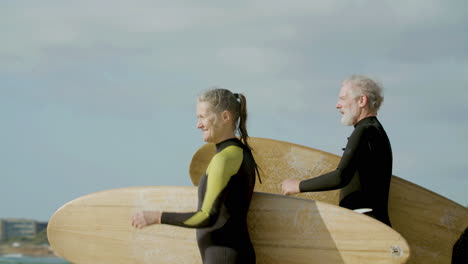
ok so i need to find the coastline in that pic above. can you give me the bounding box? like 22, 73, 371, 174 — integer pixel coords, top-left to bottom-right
0, 244, 59, 258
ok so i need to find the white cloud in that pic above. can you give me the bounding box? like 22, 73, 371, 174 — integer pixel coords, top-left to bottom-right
215, 46, 291, 74
2, 0, 466, 118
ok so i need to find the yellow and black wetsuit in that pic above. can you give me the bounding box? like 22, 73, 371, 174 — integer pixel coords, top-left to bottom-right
161, 138, 257, 264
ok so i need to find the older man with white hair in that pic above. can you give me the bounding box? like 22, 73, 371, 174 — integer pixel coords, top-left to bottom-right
282, 75, 393, 226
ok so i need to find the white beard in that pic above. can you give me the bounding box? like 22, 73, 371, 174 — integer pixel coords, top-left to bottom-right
340, 107, 358, 126
340, 113, 354, 126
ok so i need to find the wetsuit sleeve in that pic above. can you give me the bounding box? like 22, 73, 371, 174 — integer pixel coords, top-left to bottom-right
161, 146, 243, 228
299, 125, 368, 192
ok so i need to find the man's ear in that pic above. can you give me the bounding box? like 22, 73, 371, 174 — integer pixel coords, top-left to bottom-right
359, 94, 368, 108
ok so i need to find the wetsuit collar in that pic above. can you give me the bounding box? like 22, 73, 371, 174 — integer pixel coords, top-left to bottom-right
354, 116, 377, 128
215, 137, 242, 152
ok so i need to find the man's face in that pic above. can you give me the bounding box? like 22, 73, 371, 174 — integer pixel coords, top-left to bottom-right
196, 101, 223, 143
336, 83, 360, 126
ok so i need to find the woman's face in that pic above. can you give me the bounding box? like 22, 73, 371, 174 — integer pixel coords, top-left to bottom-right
196, 101, 224, 143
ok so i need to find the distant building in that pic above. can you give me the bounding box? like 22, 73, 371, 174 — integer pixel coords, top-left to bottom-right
0, 219, 47, 241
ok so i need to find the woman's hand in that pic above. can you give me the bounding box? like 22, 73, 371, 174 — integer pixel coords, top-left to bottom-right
131, 211, 161, 229
281, 179, 301, 195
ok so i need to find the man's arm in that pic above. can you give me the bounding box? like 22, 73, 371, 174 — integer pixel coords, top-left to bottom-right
282, 125, 367, 195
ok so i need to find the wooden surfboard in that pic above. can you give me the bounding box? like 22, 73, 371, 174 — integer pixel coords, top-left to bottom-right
47, 186, 409, 264
189, 137, 468, 264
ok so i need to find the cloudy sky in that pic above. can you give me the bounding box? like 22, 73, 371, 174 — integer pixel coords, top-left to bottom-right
2, 0, 467, 221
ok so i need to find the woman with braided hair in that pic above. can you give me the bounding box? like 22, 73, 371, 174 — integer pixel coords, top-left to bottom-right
132, 88, 260, 264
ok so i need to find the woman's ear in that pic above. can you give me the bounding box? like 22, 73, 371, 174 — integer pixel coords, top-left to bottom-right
222, 110, 231, 123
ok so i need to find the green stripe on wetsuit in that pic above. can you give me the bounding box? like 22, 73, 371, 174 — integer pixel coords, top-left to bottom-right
161, 144, 244, 228
183, 145, 243, 226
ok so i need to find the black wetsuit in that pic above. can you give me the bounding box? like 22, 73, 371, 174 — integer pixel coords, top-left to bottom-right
300, 116, 393, 226
161, 138, 256, 264
452, 226, 468, 264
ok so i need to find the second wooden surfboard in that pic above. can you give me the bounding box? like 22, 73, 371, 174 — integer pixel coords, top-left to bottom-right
189, 137, 468, 264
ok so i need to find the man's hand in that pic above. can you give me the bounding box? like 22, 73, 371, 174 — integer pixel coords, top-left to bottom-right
131, 211, 161, 229
281, 179, 301, 195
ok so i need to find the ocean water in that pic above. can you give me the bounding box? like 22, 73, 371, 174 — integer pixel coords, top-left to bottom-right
0, 256, 71, 264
